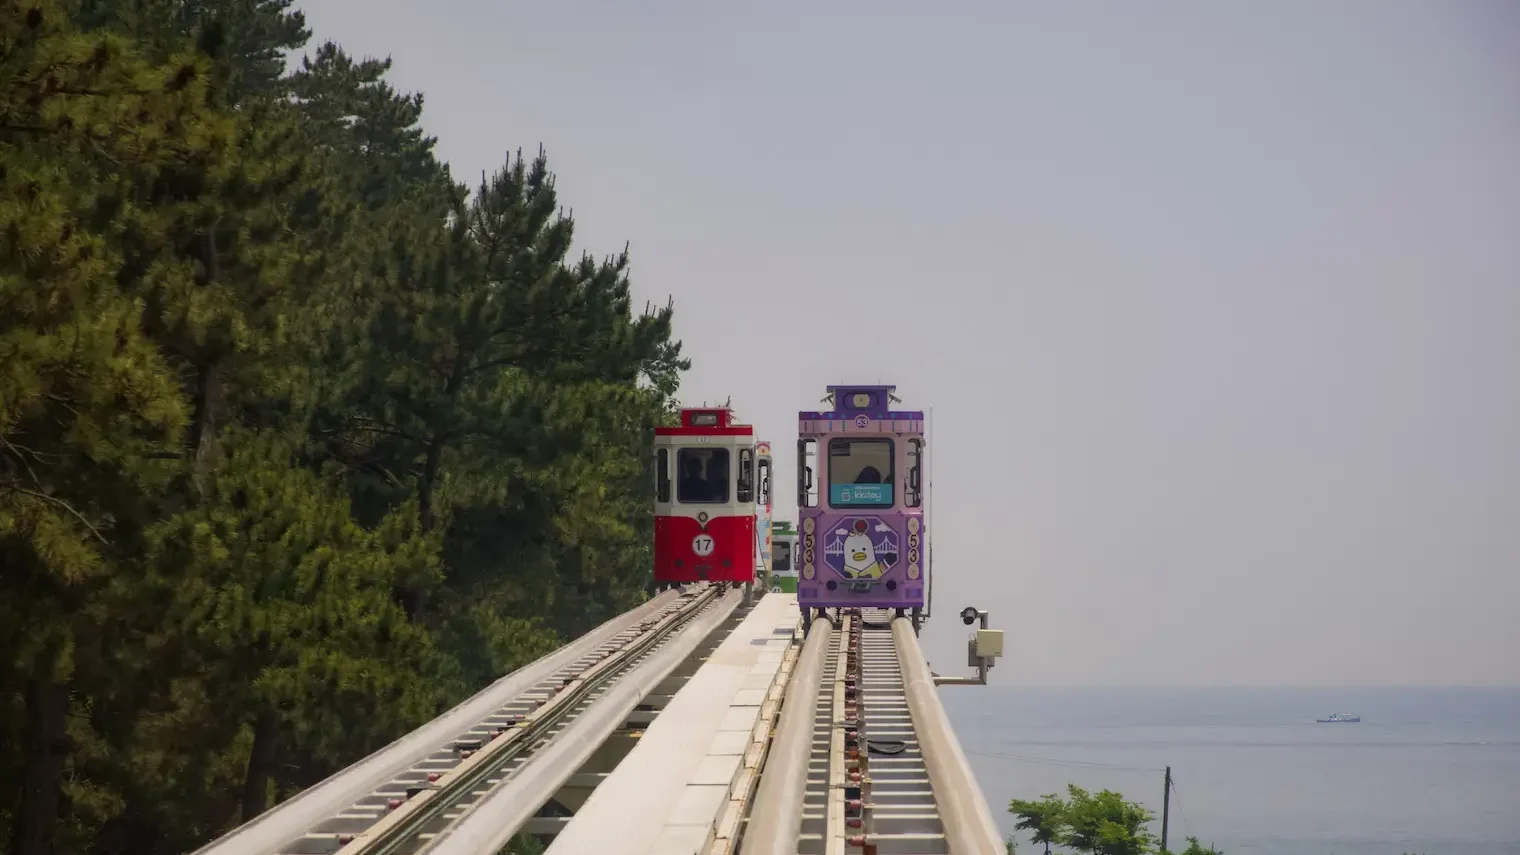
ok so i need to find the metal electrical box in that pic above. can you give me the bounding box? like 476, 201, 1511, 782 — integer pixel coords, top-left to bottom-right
975, 628, 1004, 659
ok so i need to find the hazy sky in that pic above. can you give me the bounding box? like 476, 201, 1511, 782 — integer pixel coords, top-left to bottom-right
299, 1, 1520, 686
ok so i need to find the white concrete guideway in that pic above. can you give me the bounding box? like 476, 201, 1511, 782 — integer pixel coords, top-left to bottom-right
547, 593, 801, 855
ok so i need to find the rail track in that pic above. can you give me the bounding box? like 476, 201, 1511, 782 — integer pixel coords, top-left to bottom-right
743, 609, 1002, 855
196, 593, 1003, 855
197, 583, 742, 855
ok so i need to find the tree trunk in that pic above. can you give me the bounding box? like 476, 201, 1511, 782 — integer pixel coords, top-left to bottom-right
12, 674, 70, 855
418, 346, 467, 534
189, 226, 224, 484
239, 712, 280, 823
189, 359, 224, 480
401, 438, 446, 618
417, 438, 443, 533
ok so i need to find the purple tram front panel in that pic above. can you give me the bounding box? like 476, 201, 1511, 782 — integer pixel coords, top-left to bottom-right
796, 384, 927, 613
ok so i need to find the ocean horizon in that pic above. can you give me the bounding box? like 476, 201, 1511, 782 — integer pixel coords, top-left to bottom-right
941, 686, 1520, 854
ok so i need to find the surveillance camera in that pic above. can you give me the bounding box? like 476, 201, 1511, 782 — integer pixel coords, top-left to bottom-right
960, 606, 979, 626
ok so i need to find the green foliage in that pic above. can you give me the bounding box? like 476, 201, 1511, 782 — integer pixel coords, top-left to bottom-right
1008, 785, 1173, 855
140, 429, 446, 820
1064, 786, 1156, 855
1, 5, 226, 851
1, 0, 212, 586
1170, 838, 1222, 855
501, 832, 547, 855
313, 147, 685, 682
0, 0, 689, 852
1009, 791, 1067, 853
75, 0, 310, 104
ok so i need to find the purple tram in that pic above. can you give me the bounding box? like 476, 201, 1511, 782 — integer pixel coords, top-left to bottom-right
796, 384, 928, 631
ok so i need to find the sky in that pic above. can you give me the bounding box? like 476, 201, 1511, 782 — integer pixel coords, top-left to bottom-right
296, 0, 1520, 687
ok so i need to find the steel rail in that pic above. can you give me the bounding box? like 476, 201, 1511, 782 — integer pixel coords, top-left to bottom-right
342, 585, 728, 855
420, 585, 745, 855
741, 616, 833, 855
792, 620, 847, 854
824, 616, 852, 855
892, 617, 1003, 855
191, 588, 684, 855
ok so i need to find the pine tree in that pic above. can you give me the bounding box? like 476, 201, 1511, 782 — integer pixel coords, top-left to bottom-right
75, 0, 310, 104
316, 147, 690, 677
138, 429, 444, 830
2, 3, 692, 849
1, 3, 230, 852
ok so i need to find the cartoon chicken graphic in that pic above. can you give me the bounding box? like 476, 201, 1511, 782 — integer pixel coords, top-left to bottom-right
841, 519, 885, 580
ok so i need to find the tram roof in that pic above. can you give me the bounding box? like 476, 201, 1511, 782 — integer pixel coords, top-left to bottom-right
656, 406, 753, 437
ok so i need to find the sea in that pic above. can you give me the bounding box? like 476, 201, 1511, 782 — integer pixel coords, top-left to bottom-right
941, 687, 1520, 855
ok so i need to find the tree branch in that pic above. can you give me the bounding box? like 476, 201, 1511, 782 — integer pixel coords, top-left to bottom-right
1, 483, 109, 545
1, 439, 46, 486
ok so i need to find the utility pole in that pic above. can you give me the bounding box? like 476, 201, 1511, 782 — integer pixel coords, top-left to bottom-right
1161, 766, 1172, 853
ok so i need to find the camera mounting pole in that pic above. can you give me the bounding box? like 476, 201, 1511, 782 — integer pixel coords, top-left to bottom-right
932, 606, 1005, 686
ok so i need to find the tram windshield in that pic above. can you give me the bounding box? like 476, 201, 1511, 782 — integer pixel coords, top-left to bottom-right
828, 438, 894, 507
773, 541, 793, 574
677, 447, 730, 503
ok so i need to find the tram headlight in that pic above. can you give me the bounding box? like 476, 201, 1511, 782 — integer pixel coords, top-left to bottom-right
803, 562, 815, 580
908, 517, 920, 534
907, 562, 919, 580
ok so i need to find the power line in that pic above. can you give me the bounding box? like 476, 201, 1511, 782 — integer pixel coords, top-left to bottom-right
1168, 777, 1193, 840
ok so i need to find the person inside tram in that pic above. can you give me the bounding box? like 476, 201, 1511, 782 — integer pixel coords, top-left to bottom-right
707, 453, 729, 498
855, 465, 882, 484
679, 454, 706, 500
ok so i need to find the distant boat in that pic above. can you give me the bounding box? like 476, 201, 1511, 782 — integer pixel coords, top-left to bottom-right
1316, 713, 1361, 723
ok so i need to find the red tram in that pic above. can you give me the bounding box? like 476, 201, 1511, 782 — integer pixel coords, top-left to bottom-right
653, 407, 758, 592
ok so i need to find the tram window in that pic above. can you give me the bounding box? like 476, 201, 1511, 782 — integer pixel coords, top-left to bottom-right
828, 438, 894, 508
677, 448, 730, 504
774, 542, 793, 574
757, 457, 772, 507
737, 448, 755, 503
656, 448, 670, 502
797, 438, 818, 508
906, 439, 923, 508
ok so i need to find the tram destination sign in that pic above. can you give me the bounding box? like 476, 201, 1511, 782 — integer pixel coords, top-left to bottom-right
829, 483, 893, 506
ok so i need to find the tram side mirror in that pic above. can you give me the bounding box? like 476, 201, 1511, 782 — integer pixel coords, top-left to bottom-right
960, 606, 980, 626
